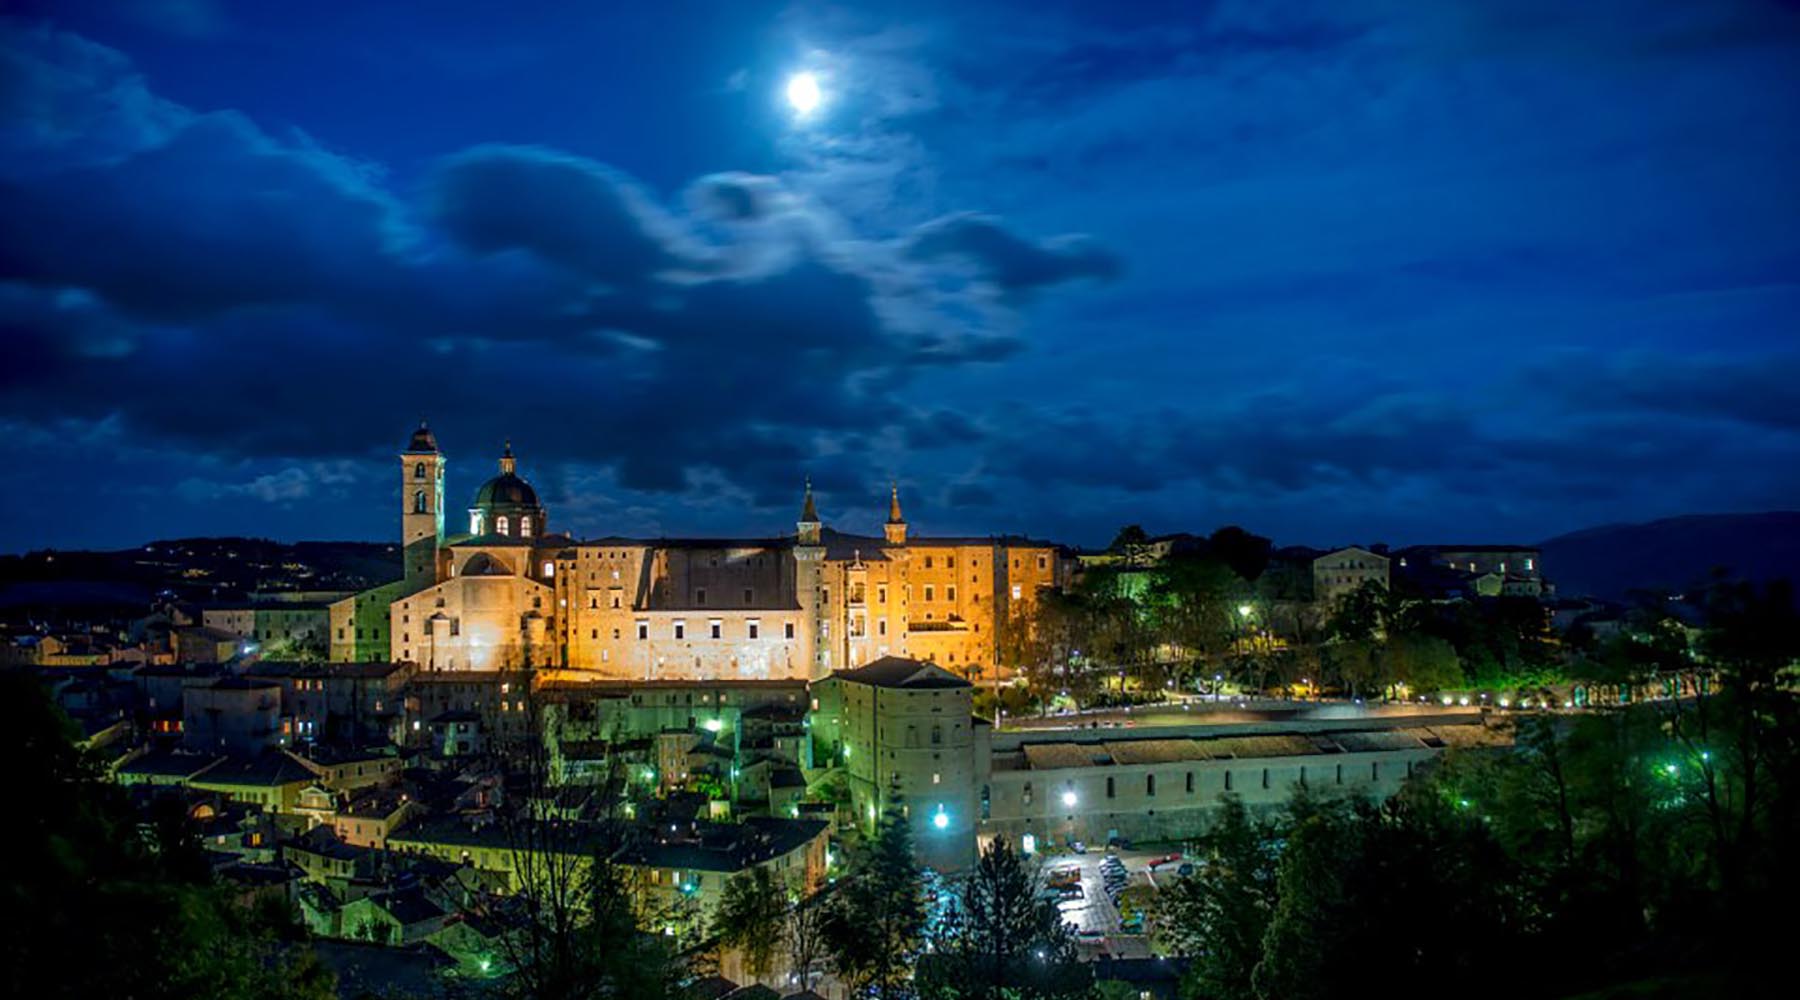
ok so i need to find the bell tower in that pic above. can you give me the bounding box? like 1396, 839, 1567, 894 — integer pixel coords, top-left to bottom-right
402, 421, 444, 585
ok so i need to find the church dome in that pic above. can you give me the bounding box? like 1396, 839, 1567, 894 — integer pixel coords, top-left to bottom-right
474, 473, 539, 508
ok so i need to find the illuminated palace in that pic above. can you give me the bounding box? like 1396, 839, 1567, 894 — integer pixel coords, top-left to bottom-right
329, 425, 1070, 680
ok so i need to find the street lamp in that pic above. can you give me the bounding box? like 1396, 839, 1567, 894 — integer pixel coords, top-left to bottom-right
1062, 789, 1078, 809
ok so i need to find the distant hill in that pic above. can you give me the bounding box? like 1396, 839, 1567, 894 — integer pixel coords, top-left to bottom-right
1540, 512, 1800, 600
0, 537, 399, 613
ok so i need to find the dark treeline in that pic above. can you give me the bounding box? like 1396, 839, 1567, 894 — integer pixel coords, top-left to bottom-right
1159, 579, 1798, 1000
2, 670, 336, 999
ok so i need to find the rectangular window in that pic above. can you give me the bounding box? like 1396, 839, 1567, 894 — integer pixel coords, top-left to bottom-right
1147, 774, 1156, 796
946, 585, 957, 601
924, 585, 934, 601
1011, 585, 1022, 600
709, 621, 721, 640
674, 621, 685, 639
1225, 771, 1234, 791
785, 622, 795, 639
695, 588, 706, 606
924, 556, 933, 568
748, 621, 760, 639
1186, 771, 1195, 794
947, 556, 955, 568
744, 588, 754, 604
1038, 555, 1048, 570
636, 622, 648, 640
878, 619, 887, 636
878, 586, 887, 603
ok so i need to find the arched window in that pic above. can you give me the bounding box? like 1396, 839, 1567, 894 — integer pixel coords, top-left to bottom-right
469, 511, 482, 535
496, 515, 510, 536
413, 462, 425, 480
412, 490, 427, 514
520, 516, 533, 538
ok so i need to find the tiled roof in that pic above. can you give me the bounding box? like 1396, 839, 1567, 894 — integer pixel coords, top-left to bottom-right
830, 656, 970, 690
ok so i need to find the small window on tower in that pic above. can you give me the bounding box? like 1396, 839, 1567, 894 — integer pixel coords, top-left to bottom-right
520, 516, 533, 538
469, 512, 482, 535
413, 490, 427, 514
496, 515, 510, 535
414, 462, 425, 480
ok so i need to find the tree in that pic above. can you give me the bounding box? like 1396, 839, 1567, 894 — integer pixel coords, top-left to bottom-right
1381, 633, 1463, 694
1158, 795, 1279, 1000
0, 672, 337, 1000
918, 839, 1088, 1000
716, 866, 788, 983
1207, 525, 1272, 583
825, 810, 925, 996
1110, 524, 1153, 567
786, 891, 833, 993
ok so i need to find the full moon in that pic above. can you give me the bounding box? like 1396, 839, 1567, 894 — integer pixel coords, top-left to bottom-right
786, 72, 822, 115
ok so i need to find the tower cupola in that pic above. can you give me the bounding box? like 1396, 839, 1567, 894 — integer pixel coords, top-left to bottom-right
884, 481, 907, 545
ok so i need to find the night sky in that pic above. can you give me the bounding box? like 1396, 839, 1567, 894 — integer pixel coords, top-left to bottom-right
3, 0, 1798, 554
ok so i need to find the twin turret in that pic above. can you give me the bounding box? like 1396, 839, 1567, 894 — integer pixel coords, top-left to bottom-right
795, 478, 908, 545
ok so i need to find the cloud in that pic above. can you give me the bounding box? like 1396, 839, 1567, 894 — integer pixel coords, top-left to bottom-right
0, 18, 1114, 530
904, 213, 1121, 297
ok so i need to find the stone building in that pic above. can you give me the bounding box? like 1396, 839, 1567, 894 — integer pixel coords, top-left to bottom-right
1311, 546, 1390, 607
332, 425, 1071, 683
809, 657, 989, 870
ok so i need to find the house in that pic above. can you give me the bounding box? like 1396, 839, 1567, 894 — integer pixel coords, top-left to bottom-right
187, 751, 321, 812
333, 787, 419, 848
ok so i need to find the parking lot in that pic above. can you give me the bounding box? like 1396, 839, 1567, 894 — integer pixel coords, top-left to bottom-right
1038, 847, 1186, 961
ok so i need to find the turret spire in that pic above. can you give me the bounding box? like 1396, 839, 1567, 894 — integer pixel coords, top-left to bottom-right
797, 477, 822, 546
800, 477, 819, 523
887, 480, 905, 524
499, 440, 516, 476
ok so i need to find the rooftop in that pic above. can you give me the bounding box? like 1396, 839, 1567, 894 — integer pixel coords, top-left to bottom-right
829, 656, 971, 690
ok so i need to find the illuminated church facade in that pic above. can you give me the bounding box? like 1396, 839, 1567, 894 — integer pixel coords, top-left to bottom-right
329, 425, 1070, 681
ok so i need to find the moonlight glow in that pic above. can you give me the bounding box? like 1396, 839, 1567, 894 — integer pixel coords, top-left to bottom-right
786, 71, 822, 115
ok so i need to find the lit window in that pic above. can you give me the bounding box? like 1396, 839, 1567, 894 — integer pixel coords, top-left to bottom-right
520, 516, 533, 538
496, 515, 510, 535
542, 561, 554, 578
1011, 585, 1022, 600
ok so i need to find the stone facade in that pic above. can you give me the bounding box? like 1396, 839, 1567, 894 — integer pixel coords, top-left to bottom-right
336, 425, 1071, 682
1312, 545, 1390, 607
